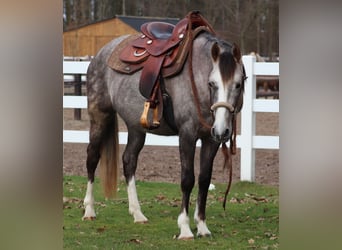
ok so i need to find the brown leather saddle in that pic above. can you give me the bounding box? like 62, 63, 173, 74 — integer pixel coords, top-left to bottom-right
107, 11, 215, 129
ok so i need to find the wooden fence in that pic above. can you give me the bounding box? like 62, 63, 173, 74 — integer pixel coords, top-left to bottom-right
63, 55, 279, 182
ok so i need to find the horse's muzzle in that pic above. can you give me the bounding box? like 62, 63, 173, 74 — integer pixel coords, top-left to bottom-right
211, 126, 230, 143
210, 101, 234, 142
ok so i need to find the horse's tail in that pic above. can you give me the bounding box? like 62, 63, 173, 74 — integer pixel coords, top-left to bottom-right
99, 112, 119, 198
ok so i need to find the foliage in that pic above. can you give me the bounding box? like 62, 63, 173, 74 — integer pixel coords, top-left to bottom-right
64, 176, 279, 249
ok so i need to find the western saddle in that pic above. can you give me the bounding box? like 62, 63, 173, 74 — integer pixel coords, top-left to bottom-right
107, 11, 215, 129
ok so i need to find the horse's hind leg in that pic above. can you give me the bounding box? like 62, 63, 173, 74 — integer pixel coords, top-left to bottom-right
194, 137, 219, 237
122, 129, 147, 223
82, 109, 115, 220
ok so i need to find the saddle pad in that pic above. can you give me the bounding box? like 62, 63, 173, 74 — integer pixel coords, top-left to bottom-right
108, 26, 211, 77
107, 34, 144, 75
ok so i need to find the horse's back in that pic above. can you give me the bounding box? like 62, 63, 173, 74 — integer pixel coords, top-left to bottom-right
88, 35, 131, 73
86, 35, 133, 116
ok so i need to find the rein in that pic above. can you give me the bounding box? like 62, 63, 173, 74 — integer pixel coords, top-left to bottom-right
187, 28, 213, 131
187, 29, 237, 210
222, 114, 237, 210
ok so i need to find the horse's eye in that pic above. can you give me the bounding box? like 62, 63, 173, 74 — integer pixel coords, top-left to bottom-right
235, 83, 241, 89
208, 81, 216, 88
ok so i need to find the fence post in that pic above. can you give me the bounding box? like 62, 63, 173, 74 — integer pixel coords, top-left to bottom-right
240, 55, 256, 181
74, 73, 82, 120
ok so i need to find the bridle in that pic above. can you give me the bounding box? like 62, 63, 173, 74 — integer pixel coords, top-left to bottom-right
208, 72, 246, 153
208, 72, 246, 210
209, 67, 247, 118
210, 101, 235, 113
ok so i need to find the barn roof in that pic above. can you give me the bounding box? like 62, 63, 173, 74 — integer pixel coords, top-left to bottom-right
63, 15, 181, 56
117, 15, 180, 31
64, 15, 180, 33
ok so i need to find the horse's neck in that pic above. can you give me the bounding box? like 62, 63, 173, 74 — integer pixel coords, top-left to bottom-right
166, 36, 212, 120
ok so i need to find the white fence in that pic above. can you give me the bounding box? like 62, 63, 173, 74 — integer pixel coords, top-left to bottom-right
63, 55, 279, 182
240, 56, 279, 181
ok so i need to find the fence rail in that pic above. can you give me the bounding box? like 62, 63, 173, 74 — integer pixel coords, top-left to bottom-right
63, 55, 279, 182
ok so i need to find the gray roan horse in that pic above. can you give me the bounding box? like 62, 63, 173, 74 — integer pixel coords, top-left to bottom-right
82, 25, 246, 239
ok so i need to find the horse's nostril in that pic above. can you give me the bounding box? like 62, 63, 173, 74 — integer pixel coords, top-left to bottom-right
211, 126, 230, 142
211, 127, 216, 137
224, 128, 230, 137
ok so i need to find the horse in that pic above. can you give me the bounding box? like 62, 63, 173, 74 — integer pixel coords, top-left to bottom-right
82, 27, 246, 239
250, 52, 279, 99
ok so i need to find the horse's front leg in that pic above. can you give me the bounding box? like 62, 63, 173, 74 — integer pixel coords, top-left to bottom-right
194, 137, 220, 237
177, 132, 196, 239
122, 129, 148, 223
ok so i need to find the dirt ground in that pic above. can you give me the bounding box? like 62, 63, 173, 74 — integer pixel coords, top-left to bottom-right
63, 103, 279, 186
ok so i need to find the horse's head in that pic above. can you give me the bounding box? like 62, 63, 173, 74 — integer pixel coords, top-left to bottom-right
208, 42, 246, 143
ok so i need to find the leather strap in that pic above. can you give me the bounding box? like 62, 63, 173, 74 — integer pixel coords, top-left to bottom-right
139, 55, 166, 99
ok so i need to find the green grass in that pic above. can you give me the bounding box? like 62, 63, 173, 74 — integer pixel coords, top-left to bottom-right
63, 176, 279, 249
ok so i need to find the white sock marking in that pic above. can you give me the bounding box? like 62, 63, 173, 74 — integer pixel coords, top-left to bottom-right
127, 177, 148, 223
82, 181, 96, 219
194, 204, 211, 236
177, 209, 194, 239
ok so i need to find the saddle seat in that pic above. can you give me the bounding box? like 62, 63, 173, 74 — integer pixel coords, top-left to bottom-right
142, 22, 175, 40
107, 11, 215, 129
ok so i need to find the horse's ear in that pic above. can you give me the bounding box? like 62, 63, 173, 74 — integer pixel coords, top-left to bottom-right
232, 43, 241, 62
211, 42, 220, 62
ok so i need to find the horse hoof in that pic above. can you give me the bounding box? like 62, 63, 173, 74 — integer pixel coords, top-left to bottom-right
82, 216, 96, 221
197, 233, 212, 238
177, 235, 194, 240
177, 231, 194, 240
132, 211, 148, 223
134, 220, 148, 224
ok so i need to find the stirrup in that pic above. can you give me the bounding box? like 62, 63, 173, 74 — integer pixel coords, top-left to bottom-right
140, 101, 160, 129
